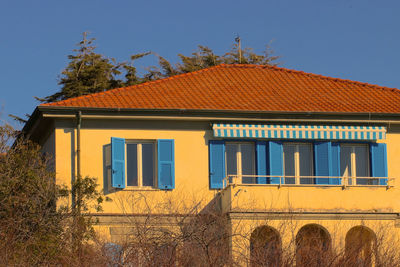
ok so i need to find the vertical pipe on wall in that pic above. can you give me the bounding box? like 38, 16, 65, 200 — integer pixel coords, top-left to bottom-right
76, 111, 81, 181
76, 111, 82, 213
74, 110, 82, 256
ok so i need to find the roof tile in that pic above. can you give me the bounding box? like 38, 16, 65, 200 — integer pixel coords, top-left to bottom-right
41, 64, 400, 114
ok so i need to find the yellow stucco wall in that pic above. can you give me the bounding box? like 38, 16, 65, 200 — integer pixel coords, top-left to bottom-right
221, 184, 399, 213
54, 119, 219, 215
54, 119, 400, 213
387, 125, 400, 186
50, 118, 400, 246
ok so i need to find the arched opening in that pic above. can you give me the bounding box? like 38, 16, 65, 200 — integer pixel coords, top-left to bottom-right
345, 226, 376, 266
296, 224, 332, 266
250, 226, 282, 266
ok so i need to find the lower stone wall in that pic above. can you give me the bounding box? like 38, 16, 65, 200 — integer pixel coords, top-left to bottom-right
229, 212, 400, 266
90, 212, 400, 266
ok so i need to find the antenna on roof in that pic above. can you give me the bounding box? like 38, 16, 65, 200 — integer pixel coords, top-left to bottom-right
235, 34, 241, 64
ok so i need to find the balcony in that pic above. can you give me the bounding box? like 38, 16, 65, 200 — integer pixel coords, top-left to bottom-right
220, 175, 395, 213
223, 175, 394, 189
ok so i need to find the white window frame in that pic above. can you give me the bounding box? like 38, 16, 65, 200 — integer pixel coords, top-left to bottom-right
125, 140, 157, 188
282, 143, 313, 184
225, 142, 256, 183
340, 143, 370, 181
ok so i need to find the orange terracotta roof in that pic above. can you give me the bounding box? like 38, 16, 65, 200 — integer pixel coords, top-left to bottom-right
41, 64, 400, 114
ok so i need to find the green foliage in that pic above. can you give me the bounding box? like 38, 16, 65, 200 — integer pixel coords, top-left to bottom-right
223, 43, 279, 65
0, 125, 64, 265
123, 52, 152, 86
40, 33, 280, 103
154, 43, 279, 78
8, 114, 29, 124
72, 175, 108, 214
43, 32, 124, 103
0, 124, 109, 265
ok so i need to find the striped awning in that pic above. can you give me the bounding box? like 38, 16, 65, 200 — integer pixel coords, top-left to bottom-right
212, 124, 386, 140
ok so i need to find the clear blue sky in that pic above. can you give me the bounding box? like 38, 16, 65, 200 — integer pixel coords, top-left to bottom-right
1, 0, 399, 128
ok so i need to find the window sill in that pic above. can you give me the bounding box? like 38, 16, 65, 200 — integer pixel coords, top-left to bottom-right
123, 187, 161, 191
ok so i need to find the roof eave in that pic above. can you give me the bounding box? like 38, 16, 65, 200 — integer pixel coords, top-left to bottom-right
22, 105, 400, 141
21, 107, 41, 137
36, 105, 400, 118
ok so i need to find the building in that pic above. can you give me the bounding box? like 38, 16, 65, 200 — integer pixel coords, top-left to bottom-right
23, 64, 400, 265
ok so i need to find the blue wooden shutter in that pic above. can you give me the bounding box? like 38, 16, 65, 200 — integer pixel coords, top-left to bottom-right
314, 142, 331, 185
331, 142, 341, 185
268, 141, 283, 184
209, 140, 225, 189
111, 137, 125, 189
256, 141, 267, 184
157, 139, 175, 190
370, 143, 388, 185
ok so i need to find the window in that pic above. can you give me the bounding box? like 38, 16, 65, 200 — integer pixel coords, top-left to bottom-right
283, 143, 313, 184
209, 139, 387, 188
126, 142, 156, 187
111, 138, 174, 190
340, 144, 371, 185
225, 142, 255, 183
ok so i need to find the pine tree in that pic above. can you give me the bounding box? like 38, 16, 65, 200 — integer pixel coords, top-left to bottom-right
123, 52, 152, 86
42, 33, 124, 103
175, 45, 222, 73
39, 34, 279, 103
223, 42, 279, 65
154, 41, 279, 78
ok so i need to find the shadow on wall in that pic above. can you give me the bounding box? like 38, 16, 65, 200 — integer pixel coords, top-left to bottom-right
103, 143, 118, 195
199, 192, 222, 214
63, 128, 76, 201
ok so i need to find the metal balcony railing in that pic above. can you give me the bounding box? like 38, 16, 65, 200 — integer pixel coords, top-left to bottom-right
222, 175, 394, 190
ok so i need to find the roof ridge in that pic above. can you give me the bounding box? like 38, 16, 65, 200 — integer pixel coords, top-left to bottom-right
219, 63, 400, 94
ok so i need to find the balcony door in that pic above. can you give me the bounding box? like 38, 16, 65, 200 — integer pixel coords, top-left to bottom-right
225, 142, 255, 183
340, 144, 371, 185
283, 143, 313, 184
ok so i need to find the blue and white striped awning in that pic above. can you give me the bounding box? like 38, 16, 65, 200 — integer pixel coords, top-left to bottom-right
212, 124, 386, 140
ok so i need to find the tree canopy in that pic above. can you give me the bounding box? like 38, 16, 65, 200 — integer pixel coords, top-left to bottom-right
40, 33, 280, 103
41, 33, 123, 103
0, 124, 107, 265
